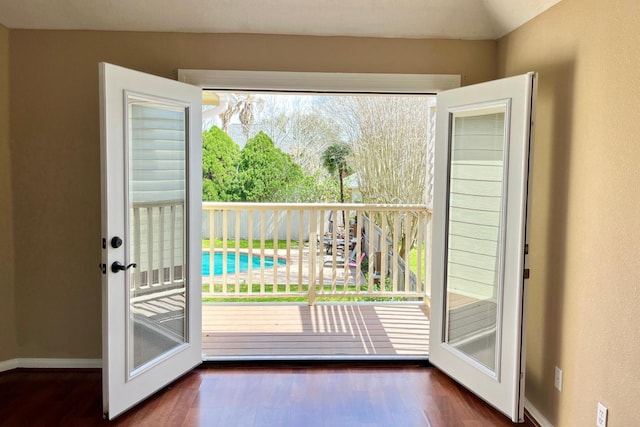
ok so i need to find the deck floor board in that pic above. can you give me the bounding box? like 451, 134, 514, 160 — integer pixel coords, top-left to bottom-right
202, 303, 430, 358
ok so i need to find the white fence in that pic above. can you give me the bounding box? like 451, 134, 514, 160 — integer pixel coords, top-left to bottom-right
202, 209, 311, 241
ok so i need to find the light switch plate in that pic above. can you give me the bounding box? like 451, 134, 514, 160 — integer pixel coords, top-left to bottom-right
554, 367, 563, 391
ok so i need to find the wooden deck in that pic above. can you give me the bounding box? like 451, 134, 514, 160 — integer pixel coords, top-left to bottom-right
202, 303, 430, 359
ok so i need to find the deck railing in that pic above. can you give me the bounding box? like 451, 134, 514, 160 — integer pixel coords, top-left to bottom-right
202, 202, 432, 304
130, 200, 185, 301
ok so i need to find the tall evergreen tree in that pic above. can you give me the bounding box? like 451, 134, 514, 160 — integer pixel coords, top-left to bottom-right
236, 131, 306, 202
202, 126, 240, 201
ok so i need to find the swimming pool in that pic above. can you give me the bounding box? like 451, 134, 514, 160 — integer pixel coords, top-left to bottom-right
202, 252, 286, 276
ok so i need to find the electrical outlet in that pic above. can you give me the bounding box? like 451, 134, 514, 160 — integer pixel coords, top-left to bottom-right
597, 402, 608, 427
554, 366, 563, 391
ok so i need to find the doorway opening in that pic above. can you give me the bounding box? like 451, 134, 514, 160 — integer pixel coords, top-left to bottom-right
199, 90, 435, 360
103, 65, 531, 421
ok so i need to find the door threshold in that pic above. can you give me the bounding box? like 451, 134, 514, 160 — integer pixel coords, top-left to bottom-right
201, 355, 430, 367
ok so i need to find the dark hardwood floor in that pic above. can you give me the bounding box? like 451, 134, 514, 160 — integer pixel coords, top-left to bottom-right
0, 365, 535, 426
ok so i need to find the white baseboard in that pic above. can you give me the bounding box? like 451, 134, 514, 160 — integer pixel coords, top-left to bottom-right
0, 358, 19, 373
0, 358, 101, 372
525, 398, 554, 427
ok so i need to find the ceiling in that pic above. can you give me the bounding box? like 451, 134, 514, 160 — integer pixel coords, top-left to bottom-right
0, 0, 562, 40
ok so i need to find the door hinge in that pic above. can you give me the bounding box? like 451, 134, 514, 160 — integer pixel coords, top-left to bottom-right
100, 238, 107, 274
523, 268, 530, 279
524, 243, 529, 255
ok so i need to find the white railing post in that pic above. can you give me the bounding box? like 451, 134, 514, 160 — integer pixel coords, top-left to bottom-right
273, 209, 279, 295
208, 209, 215, 293
367, 211, 375, 293
392, 212, 400, 294
221, 210, 228, 293
147, 207, 154, 285
170, 204, 176, 284
297, 209, 304, 294
285, 210, 292, 294
354, 210, 363, 292
247, 209, 254, 294
404, 213, 412, 293
260, 209, 266, 293
425, 210, 433, 306
308, 209, 318, 305
317, 209, 325, 291
133, 206, 141, 290
234, 210, 241, 294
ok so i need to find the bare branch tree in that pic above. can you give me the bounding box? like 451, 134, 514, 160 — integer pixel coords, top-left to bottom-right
257, 96, 342, 176
218, 94, 264, 141
328, 95, 432, 257
218, 99, 239, 133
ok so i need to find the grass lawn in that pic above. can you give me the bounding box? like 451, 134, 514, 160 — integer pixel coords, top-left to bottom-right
201, 281, 415, 303
202, 238, 296, 250
408, 247, 428, 277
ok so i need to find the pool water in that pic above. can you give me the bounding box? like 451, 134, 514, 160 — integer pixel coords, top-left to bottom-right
202, 252, 286, 276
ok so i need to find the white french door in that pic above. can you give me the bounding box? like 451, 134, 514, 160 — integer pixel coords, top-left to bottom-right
430, 73, 536, 422
99, 63, 202, 419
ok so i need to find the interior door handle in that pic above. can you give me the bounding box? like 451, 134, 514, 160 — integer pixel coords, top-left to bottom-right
111, 261, 137, 273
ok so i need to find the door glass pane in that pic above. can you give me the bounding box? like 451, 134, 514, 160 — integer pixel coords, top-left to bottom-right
127, 96, 188, 375
444, 105, 507, 374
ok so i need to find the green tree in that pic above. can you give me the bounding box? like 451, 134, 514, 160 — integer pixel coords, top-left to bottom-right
202, 126, 240, 201
236, 131, 308, 202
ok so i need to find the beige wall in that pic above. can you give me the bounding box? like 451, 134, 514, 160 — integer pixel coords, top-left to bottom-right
7, 31, 497, 359
0, 23, 17, 362
499, 0, 640, 425
11, 8, 638, 424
